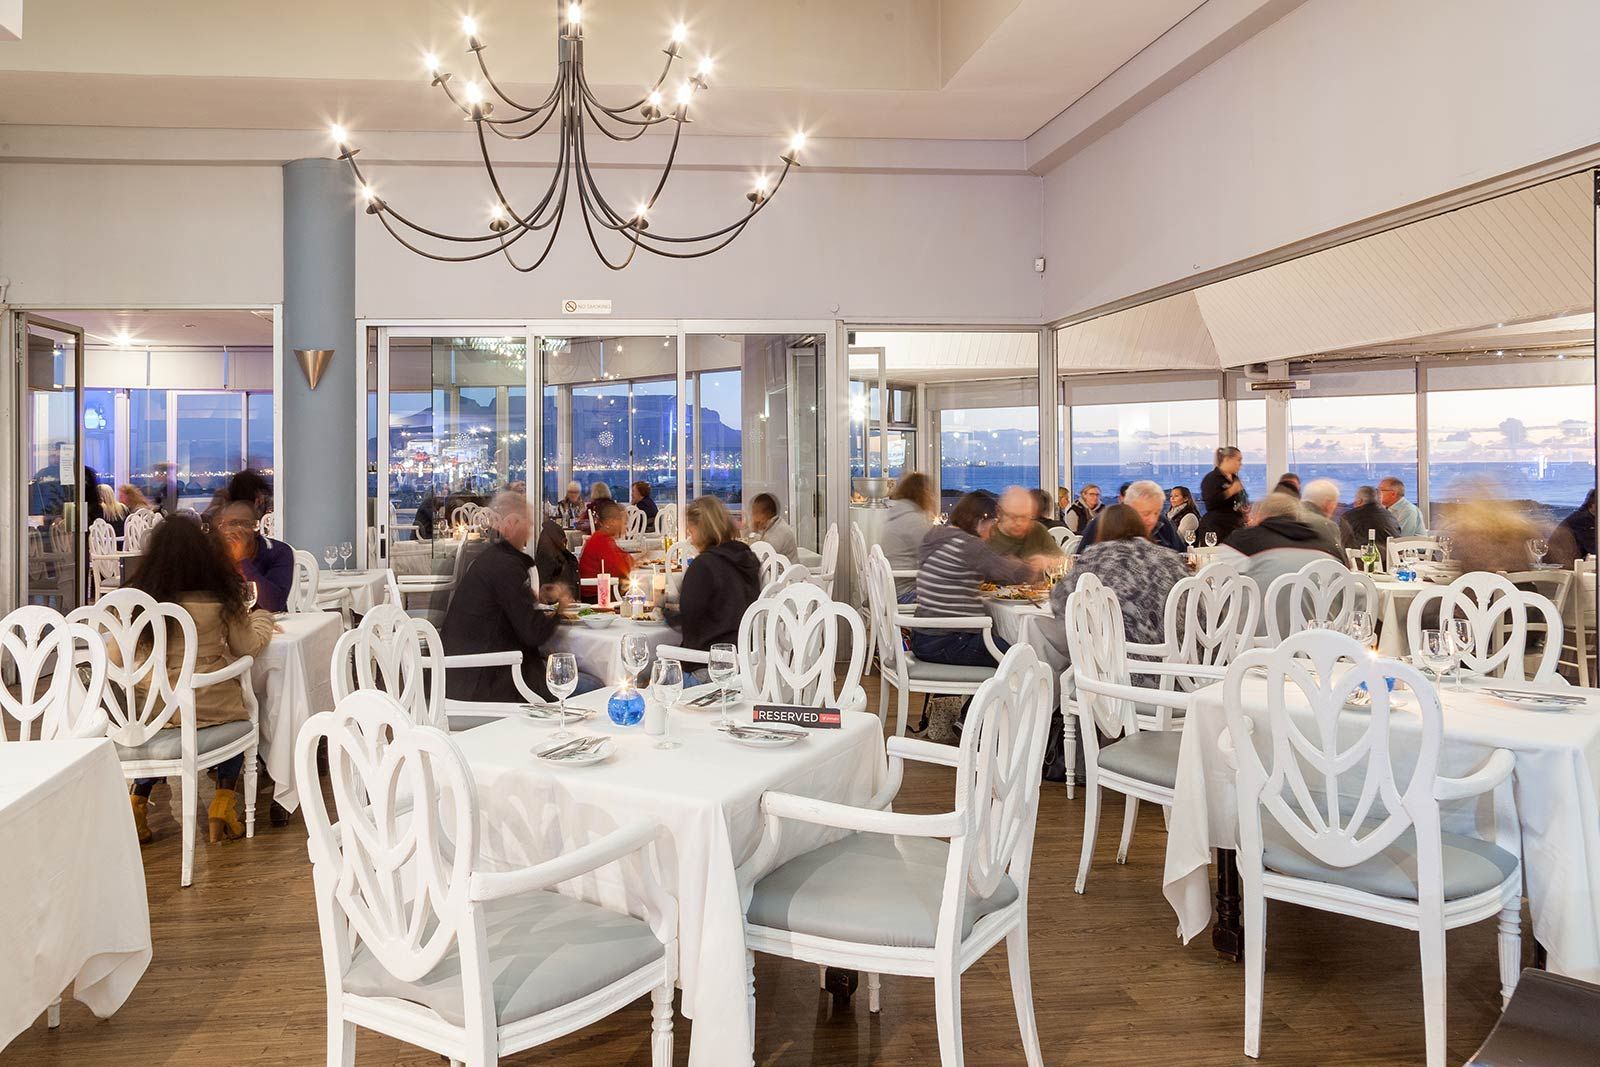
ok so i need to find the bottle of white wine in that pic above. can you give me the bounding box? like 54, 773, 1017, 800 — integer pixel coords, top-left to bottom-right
1361, 530, 1380, 573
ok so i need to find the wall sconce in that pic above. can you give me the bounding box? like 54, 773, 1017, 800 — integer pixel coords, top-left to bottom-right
295, 348, 334, 390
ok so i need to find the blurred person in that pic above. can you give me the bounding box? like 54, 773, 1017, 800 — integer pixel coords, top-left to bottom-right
881, 472, 936, 598
1063, 484, 1102, 534
1380, 476, 1426, 537
1056, 486, 1074, 516
990, 487, 1065, 560
1300, 478, 1345, 554
201, 488, 230, 528
1168, 486, 1200, 539
1075, 480, 1184, 553
1047, 504, 1189, 655
630, 480, 658, 525
226, 468, 273, 516
1032, 488, 1066, 530
124, 514, 275, 844
533, 506, 580, 597
912, 491, 1047, 668
662, 496, 761, 673
1444, 485, 1536, 575
1197, 446, 1249, 546
1214, 490, 1341, 634
1275, 473, 1303, 499
1117, 482, 1132, 503
584, 481, 613, 529
747, 492, 799, 563
1547, 488, 1597, 566
578, 499, 634, 598
118, 484, 154, 513
554, 480, 586, 528
443, 491, 598, 704
213, 500, 293, 613
98, 482, 127, 537
1341, 484, 1400, 553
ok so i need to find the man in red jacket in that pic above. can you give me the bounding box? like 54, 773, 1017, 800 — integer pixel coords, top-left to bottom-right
578, 500, 634, 600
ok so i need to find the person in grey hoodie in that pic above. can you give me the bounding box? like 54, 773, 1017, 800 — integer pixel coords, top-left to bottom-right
879, 472, 936, 599
1212, 490, 1343, 635
913, 491, 1050, 667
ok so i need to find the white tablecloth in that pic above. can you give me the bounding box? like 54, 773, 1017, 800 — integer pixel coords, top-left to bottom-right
1374, 578, 1428, 655
319, 568, 388, 614
252, 611, 342, 811
984, 597, 1066, 674
1163, 676, 1600, 982
452, 687, 887, 1067
0, 739, 151, 1049
546, 616, 681, 686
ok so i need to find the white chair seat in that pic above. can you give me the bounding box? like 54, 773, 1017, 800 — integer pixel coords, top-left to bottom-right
747, 833, 1018, 949
343, 890, 665, 1028
1262, 822, 1519, 902
114, 719, 253, 763
903, 656, 995, 684
1094, 729, 1182, 791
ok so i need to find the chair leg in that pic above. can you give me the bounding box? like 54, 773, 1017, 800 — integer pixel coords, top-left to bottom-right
932, 964, 964, 1067
243, 749, 259, 839
180, 768, 197, 888
867, 972, 881, 1014
46, 997, 61, 1029
878, 675, 890, 731
650, 983, 674, 1067
818, 963, 827, 990
1006, 923, 1043, 1067
1496, 902, 1522, 1009
1063, 714, 1077, 801
1116, 795, 1139, 864
746, 950, 756, 1046
328, 1016, 355, 1067
1075, 781, 1101, 894
1419, 915, 1448, 1067
1242, 870, 1266, 1059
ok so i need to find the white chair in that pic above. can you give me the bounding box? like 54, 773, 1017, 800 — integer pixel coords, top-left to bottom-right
68, 589, 260, 887
624, 504, 649, 541
864, 545, 1001, 742
260, 510, 276, 539
396, 537, 469, 625
738, 644, 1051, 1065
1264, 558, 1380, 642
1046, 526, 1074, 550
738, 582, 867, 714
1224, 630, 1523, 1067
471, 506, 495, 537
849, 522, 883, 674
449, 502, 479, 530
0, 605, 108, 741
808, 522, 839, 598
579, 575, 624, 602
291, 548, 354, 625
1387, 535, 1443, 572
654, 503, 677, 538
1062, 572, 1219, 892
1560, 559, 1595, 686
1407, 571, 1564, 683
123, 507, 161, 553
1506, 569, 1576, 683
88, 517, 122, 598
296, 690, 678, 1067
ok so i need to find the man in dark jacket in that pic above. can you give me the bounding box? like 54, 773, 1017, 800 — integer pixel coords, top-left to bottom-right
443, 492, 598, 703
1074, 480, 1184, 553
1213, 490, 1342, 635
214, 501, 295, 612
1340, 484, 1400, 554
1548, 489, 1597, 566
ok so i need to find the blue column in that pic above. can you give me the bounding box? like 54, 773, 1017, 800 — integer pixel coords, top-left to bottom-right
281, 158, 356, 553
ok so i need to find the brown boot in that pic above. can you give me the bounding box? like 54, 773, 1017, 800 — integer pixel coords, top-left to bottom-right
207, 788, 245, 843
130, 795, 153, 845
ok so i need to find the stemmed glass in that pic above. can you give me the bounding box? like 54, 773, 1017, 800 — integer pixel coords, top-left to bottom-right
1448, 618, 1472, 689
339, 541, 354, 570
1183, 527, 1197, 550
708, 642, 738, 728
1438, 536, 1454, 563
620, 632, 650, 687
243, 581, 259, 611
1346, 610, 1375, 651
651, 658, 683, 750
323, 544, 338, 570
1416, 629, 1454, 691
1204, 532, 1218, 548
545, 652, 579, 740
1528, 538, 1549, 567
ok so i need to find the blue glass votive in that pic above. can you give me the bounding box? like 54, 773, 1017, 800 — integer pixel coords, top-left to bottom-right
607, 686, 646, 726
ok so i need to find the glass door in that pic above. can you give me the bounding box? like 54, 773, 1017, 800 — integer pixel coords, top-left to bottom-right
18, 314, 86, 608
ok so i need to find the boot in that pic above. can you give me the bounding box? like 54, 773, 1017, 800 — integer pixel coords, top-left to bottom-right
130, 795, 153, 845
208, 788, 245, 843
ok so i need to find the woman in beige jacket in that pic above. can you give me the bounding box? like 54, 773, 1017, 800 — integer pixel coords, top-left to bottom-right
125, 515, 275, 844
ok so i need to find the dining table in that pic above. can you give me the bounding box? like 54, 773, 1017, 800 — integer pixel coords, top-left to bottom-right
983, 593, 1066, 674
317, 567, 389, 614
0, 739, 152, 1049
451, 684, 887, 1067
250, 609, 342, 812
1162, 672, 1600, 983
545, 613, 682, 686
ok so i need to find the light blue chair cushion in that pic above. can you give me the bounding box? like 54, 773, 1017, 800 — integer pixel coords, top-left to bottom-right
114, 719, 253, 763
1262, 821, 1519, 901
1095, 730, 1183, 791
747, 833, 1018, 949
343, 891, 663, 1027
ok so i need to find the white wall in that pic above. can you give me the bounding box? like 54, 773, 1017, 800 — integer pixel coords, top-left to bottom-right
1040, 0, 1600, 322
0, 163, 282, 305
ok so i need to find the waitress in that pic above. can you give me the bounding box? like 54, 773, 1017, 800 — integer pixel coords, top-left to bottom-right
1196, 446, 1248, 546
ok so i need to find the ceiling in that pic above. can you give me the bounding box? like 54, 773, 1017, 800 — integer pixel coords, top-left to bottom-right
36, 308, 275, 349
852, 330, 1039, 382
0, 0, 1207, 140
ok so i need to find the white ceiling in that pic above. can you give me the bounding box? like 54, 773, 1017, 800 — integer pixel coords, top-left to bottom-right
0, 0, 1206, 140
852, 330, 1039, 382
39, 308, 275, 349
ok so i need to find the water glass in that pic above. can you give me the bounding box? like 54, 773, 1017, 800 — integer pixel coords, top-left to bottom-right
620, 631, 650, 683
339, 540, 354, 570
1204, 532, 1217, 548
1346, 610, 1375, 651
1183, 528, 1197, 548
323, 544, 338, 570
1416, 629, 1453, 690
708, 642, 738, 726
546, 652, 579, 740
651, 658, 683, 750
1448, 618, 1472, 689
244, 581, 259, 611
1528, 538, 1548, 566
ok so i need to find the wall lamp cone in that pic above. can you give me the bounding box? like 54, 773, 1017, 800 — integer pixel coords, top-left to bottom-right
295, 348, 335, 390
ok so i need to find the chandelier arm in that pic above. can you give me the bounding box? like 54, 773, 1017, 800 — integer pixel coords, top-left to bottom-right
578, 95, 659, 143
473, 46, 564, 115
576, 65, 679, 128
484, 97, 565, 139
569, 106, 663, 232
474, 109, 571, 232
498, 195, 570, 272
438, 69, 556, 128
373, 209, 541, 262
344, 151, 547, 244
573, 175, 643, 271
582, 148, 794, 245
579, 50, 678, 115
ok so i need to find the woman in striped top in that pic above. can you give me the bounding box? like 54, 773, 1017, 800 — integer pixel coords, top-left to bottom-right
912, 492, 1050, 667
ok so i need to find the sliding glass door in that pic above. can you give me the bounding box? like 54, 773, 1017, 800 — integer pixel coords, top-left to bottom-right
17, 314, 86, 609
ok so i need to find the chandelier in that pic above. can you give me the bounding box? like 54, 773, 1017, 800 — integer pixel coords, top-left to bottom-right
329, 0, 802, 272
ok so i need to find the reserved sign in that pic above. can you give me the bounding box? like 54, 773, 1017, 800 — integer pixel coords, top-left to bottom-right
753, 705, 841, 729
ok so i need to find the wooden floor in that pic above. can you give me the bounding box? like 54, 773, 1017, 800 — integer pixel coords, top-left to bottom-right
6, 682, 1517, 1066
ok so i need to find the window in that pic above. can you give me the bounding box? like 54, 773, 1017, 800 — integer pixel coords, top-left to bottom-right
571, 383, 630, 499
1427, 383, 1596, 517
1288, 393, 1417, 506
850, 381, 916, 479
1071, 399, 1218, 497
542, 385, 560, 503
128, 389, 168, 502
82, 388, 116, 482
247, 392, 274, 474
632, 378, 678, 499
1234, 399, 1268, 502
938, 406, 1039, 506
174, 393, 242, 510
692, 370, 742, 504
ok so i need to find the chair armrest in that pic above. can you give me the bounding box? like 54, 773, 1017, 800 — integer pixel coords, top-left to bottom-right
889, 569, 920, 579
469, 819, 661, 902
1124, 640, 1172, 658
444, 651, 524, 670
891, 613, 992, 631
760, 789, 962, 838
1434, 748, 1516, 801
1128, 661, 1227, 682
194, 656, 254, 688
656, 644, 710, 665
886, 735, 960, 769
1075, 674, 1193, 712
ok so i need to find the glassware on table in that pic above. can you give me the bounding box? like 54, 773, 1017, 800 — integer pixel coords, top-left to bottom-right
1448, 618, 1472, 689
1204, 532, 1217, 548
1416, 629, 1454, 691
607, 631, 651, 726
708, 642, 738, 727
545, 652, 580, 740
323, 544, 338, 570
620, 631, 650, 681
1346, 610, 1375, 651
1528, 538, 1549, 566
651, 658, 683, 750
1183, 527, 1197, 549
1437, 536, 1453, 562
244, 581, 259, 611
339, 541, 354, 570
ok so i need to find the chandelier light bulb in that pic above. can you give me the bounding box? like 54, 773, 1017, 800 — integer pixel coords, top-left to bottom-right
755, 174, 770, 194
360, 183, 376, 203
461, 15, 478, 37
648, 90, 663, 109
789, 131, 807, 154
567, 2, 582, 25
697, 56, 714, 76
635, 201, 650, 218
676, 81, 694, 107
329, 123, 349, 145
423, 52, 440, 73
489, 202, 507, 221
464, 80, 484, 105
672, 21, 688, 43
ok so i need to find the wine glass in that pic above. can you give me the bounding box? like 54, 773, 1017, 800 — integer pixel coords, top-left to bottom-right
1416, 629, 1453, 691
1204, 532, 1217, 548
1183, 527, 1197, 549
651, 658, 683, 750
339, 541, 354, 570
243, 581, 259, 612
322, 544, 338, 570
1448, 618, 1472, 689
1346, 610, 1375, 651
620, 631, 650, 687
708, 642, 738, 727
545, 652, 579, 740
1528, 538, 1548, 567
1438, 536, 1454, 562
